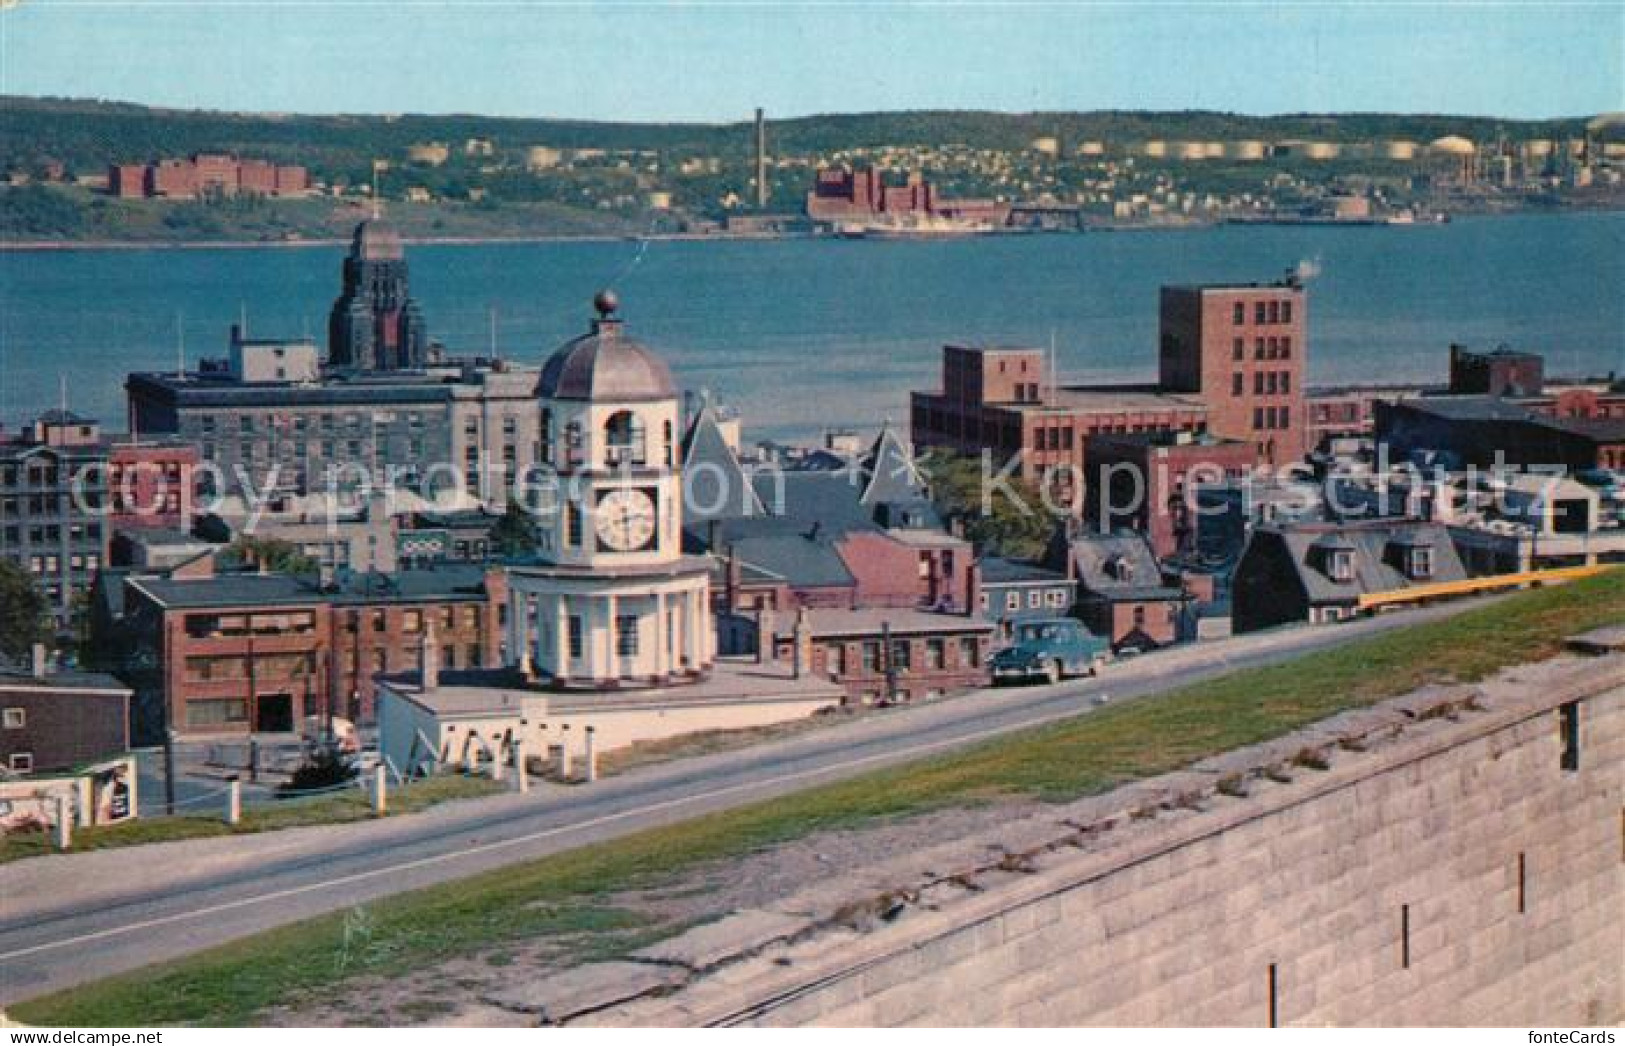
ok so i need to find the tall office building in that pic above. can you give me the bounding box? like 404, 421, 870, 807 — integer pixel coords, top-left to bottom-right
327, 219, 428, 372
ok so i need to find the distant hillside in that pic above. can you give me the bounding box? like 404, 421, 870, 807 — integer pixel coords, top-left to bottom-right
0, 95, 1595, 181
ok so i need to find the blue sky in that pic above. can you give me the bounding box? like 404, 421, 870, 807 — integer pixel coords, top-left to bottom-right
2, 2, 1620, 122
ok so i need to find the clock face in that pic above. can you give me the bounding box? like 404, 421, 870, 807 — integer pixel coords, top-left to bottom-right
594, 488, 658, 552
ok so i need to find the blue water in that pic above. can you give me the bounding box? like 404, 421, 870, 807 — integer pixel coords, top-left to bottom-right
2, 213, 1621, 442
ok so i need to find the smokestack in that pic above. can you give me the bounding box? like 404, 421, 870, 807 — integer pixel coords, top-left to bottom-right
420, 621, 440, 691
754, 108, 768, 210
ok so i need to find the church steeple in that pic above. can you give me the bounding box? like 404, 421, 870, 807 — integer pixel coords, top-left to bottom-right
327, 217, 428, 371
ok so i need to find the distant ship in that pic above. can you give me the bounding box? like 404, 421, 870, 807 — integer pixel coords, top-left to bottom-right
836, 214, 994, 240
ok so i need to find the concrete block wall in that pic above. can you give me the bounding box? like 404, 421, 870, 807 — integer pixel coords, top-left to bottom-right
576, 653, 1623, 1027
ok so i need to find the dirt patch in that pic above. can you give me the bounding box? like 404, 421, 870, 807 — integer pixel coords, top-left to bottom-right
264, 800, 1041, 1026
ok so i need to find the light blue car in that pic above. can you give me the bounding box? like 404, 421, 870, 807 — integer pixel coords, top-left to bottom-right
990, 619, 1111, 684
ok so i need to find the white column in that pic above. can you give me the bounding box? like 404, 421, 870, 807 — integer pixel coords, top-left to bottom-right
554, 594, 571, 682
605, 593, 619, 682
684, 588, 702, 671
654, 591, 669, 678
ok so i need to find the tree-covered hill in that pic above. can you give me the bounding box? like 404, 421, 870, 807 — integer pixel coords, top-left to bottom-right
0, 95, 1595, 182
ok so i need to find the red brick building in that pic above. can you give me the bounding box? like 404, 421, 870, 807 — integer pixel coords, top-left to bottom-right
766, 607, 993, 704
118, 564, 506, 736
107, 154, 309, 199
107, 440, 199, 532
1158, 278, 1308, 467
1084, 431, 1257, 560
911, 344, 1211, 507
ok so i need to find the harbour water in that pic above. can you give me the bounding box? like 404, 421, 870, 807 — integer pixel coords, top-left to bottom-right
1, 212, 1621, 442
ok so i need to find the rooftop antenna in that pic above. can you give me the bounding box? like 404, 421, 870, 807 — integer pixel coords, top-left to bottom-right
371, 159, 383, 220
239, 301, 248, 339
488, 305, 498, 358
1048, 328, 1058, 403
175, 310, 186, 378
58, 372, 67, 417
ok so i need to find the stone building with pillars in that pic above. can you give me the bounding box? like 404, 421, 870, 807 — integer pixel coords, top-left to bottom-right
505, 292, 716, 688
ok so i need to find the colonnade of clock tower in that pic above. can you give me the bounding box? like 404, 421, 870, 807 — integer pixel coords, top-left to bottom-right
505, 292, 714, 689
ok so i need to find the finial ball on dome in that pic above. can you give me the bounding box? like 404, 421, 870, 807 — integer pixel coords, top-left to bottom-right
594, 288, 620, 317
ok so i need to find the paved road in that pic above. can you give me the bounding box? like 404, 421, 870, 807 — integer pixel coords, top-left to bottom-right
0, 603, 1482, 1005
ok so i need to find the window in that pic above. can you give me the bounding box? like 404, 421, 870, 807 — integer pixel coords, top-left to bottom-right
604, 411, 647, 466
960, 637, 979, 666
926, 639, 946, 670
1232, 373, 1244, 396
403, 609, 422, 634
1254, 372, 1265, 395
1329, 550, 1354, 583
1559, 701, 1580, 771
861, 641, 881, 673
187, 698, 248, 728
1046, 589, 1068, 608
8, 753, 32, 773
1232, 337, 1244, 361
1280, 336, 1292, 358
616, 614, 639, 657
1253, 407, 1265, 430
1281, 300, 1293, 324
2, 708, 23, 729
1233, 302, 1246, 325
568, 615, 584, 660
1005, 592, 1021, 611
1268, 300, 1280, 324
566, 502, 582, 546
891, 641, 912, 671
1254, 337, 1265, 360
1027, 590, 1042, 609
1133, 605, 1147, 627
1255, 302, 1267, 324
1407, 547, 1434, 580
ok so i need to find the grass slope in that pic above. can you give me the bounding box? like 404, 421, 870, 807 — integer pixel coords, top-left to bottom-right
13, 570, 1622, 1026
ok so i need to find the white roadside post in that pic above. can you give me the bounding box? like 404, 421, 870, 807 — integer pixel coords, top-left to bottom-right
54, 795, 72, 850
558, 724, 573, 781
513, 738, 529, 794
372, 762, 388, 816
490, 740, 505, 783
226, 776, 242, 825
583, 725, 598, 783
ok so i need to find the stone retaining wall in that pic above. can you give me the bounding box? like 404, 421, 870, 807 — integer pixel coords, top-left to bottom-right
504, 650, 1625, 1027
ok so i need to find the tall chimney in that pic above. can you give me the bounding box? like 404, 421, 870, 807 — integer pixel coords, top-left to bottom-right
754, 108, 768, 210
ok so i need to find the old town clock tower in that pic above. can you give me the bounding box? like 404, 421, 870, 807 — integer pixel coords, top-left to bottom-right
506, 291, 714, 688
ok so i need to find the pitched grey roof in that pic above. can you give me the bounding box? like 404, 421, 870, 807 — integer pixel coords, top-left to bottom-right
1069, 533, 1183, 600
860, 424, 928, 506
683, 404, 765, 523
1266, 522, 1468, 603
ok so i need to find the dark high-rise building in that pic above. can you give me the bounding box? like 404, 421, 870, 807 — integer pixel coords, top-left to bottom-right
327, 219, 427, 372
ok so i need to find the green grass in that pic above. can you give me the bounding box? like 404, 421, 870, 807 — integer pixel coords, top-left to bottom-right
0, 775, 505, 865
13, 571, 1622, 1027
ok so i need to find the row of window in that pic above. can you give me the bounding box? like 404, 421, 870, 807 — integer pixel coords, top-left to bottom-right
0, 496, 104, 517
979, 588, 1072, 612
1232, 371, 1294, 397
11, 552, 100, 574
833, 636, 979, 676
1232, 299, 1295, 326
1232, 335, 1294, 361
0, 523, 104, 545
1253, 406, 1293, 431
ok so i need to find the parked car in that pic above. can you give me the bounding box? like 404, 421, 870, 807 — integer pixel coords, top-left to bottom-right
990, 619, 1110, 684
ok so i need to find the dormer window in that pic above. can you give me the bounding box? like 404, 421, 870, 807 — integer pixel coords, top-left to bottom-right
1327, 548, 1354, 583
1105, 555, 1135, 582
1407, 546, 1434, 580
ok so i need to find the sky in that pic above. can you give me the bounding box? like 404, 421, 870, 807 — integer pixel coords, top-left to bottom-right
1, 1, 1621, 123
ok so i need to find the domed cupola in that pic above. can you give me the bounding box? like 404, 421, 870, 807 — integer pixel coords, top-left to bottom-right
538, 290, 678, 403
